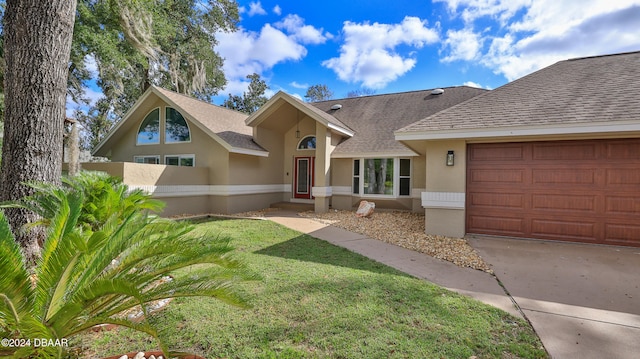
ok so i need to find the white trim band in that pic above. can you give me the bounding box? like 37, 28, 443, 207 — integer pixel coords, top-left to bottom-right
422, 192, 465, 209
332, 186, 352, 196
312, 186, 333, 197
130, 184, 289, 198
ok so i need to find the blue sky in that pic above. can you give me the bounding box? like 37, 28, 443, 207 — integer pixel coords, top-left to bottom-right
70, 0, 640, 114
212, 0, 640, 103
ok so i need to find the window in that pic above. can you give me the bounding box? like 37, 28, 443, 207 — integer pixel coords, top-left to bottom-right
353, 158, 411, 197
364, 158, 394, 195
399, 158, 411, 196
137, 109, 160, 145
165, 107, 191, 143
165, 155, 195, 167
134, 155, 160, 164
298, 136, 316, 150
353, 159, 360, 194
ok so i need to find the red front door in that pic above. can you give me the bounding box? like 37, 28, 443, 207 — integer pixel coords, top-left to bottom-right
294, 157, 314, 199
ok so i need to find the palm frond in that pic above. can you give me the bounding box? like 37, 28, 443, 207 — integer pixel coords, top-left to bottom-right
0, 213, 32, 330
1, 173, 255, 358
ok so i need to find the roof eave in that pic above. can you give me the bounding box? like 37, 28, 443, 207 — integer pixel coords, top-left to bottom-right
331, 150, 419, 158
92, 87, 156, 156
394, 120, 640, 141
229, 147, 270, 157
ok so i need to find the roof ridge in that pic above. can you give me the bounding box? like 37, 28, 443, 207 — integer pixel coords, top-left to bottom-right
152, 85, 248, 117
313, 85, 485, 103
565, 50, 640, 62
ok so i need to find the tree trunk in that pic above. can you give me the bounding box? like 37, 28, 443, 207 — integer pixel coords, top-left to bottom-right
1, 0, 77, 266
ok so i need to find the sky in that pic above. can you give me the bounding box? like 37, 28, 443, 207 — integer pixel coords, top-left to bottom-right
212, 0, 640, 103
69, 0, 640, 114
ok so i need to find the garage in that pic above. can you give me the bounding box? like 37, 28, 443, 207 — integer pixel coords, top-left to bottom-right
466, 139, 640, 247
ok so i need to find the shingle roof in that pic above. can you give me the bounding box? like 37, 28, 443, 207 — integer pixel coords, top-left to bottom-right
153, 87, 266, 152
397, 51, 640, 136
285, 92, 354, 134
310, 86, 487, 155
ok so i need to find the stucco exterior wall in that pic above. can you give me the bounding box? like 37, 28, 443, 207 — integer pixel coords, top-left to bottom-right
160, 196, 211, 217
107, 98, 232, 187
423, 140, 467, 238
78, 162, 210, 185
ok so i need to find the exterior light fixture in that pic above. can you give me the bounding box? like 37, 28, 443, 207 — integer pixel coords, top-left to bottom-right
446, 150, 455, 166
295, 112, 301, 138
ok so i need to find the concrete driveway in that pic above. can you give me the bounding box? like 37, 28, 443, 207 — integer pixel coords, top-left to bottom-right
468, 236, 640, 359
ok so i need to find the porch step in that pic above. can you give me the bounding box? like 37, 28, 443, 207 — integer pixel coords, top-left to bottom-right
269, 202, 314, 212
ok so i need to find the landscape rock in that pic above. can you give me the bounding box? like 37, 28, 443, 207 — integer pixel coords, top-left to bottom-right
355, 200, 375, 217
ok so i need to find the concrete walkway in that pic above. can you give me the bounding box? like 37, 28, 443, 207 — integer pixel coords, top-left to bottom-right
264, 211, 640, 359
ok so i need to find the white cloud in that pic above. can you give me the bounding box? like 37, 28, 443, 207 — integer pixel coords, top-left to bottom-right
217, 24, 306, 80
441, 28, 481, 62
275, 14, 331, 44
290, 81, 309, 89
247, 1, 267, 16
436, 0, 640, 81
273, 5, 282, 15
462, 81, 481, 88
322, 16, 439, 89
434, 0, 532, 24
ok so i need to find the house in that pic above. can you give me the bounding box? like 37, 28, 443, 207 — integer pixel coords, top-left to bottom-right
395, 51, 640, 247
91, 85, 486, 216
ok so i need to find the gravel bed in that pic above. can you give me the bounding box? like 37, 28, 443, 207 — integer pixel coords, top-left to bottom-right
298, 210, 492, 273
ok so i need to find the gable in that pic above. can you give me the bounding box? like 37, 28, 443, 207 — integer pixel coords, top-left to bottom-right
93, 86, 268, 158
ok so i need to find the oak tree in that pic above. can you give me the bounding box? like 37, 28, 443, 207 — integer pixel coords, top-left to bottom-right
0, 0, 78, 264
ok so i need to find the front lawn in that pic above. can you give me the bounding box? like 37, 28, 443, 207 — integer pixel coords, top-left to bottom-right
74, 218, 547, 358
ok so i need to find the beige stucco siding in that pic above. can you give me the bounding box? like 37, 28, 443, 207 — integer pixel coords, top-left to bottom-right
228, 153, 282, 185
423, 140, 467, 237
79, 162, 210, 186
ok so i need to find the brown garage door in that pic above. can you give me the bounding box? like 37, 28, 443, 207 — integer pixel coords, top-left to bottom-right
466, 139, 640, 247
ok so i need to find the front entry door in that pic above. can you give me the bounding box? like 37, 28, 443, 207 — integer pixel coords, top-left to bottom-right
294, 157, 314, 199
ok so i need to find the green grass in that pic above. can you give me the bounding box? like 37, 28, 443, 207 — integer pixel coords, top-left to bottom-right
74, 218, 547, 358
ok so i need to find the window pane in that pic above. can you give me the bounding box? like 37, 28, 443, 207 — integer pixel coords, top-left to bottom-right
166, 156, 179, 166
353, 159, 359, 176
364, 158, 394, 195
353, 177, 359, 194
165, 108, 191, 143
298, 136, 316, 149
297, 159, 309, 193
137, 109, 160, 144
400, 159, 410, 177
180, 157, 194, 167
400, 178, 410, 196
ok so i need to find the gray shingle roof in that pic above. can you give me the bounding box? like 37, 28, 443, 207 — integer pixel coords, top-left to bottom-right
310, 86, 486, 155
153, 87, 266, 152
397, 51, 640, 135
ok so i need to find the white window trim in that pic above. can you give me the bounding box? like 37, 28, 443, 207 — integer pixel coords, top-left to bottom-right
164, 154, 196, 167
296, 135, 317, 151
353, 157, 412, 198
136, 107, 161, 146
133, 155, 161, 164
164, 107, 193, 144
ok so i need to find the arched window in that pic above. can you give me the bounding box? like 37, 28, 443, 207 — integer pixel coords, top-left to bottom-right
137, 108, 160, 145
297, 136, 316, 150
165, 107, 191, 143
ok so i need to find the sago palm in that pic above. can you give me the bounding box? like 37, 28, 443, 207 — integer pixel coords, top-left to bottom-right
0, 173, 255, 358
